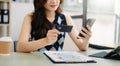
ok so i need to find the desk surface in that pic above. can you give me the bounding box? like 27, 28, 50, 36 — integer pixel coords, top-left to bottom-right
0, 50, 120, 66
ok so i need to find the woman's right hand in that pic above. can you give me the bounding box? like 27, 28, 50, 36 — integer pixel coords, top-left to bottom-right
46, 29, 60, 45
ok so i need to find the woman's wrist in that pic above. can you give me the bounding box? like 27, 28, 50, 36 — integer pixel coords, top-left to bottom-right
43, 38, 49, 45
43, 37, 52, 46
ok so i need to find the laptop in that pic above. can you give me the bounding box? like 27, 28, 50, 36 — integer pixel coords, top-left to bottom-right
89, 46, 120, 60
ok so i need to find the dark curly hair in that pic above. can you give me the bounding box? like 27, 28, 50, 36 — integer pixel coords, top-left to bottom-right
31, 0, 64, 40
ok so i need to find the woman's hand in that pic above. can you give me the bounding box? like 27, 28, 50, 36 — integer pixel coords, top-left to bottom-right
78, 25, 92, 44
46, 29, 60, 45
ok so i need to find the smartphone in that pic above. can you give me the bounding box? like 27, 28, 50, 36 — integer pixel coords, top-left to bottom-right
55, 25, 73, 32
79, 18, 96, 37
86, 18, 96, 27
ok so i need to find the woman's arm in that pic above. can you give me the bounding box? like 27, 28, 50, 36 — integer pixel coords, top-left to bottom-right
16, 14, 48, 52
65, 14, 92, 51
16, 14, 60, 52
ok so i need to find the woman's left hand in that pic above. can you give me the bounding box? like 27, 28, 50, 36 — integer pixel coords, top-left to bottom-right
79, 25, 92, 43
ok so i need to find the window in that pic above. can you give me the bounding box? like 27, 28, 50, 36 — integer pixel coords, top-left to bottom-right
88, 0, 116, 47
62, 0, 83, 15
63, 0, 118, 48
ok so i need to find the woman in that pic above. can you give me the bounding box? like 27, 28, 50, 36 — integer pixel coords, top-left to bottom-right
16, 0, 92, 52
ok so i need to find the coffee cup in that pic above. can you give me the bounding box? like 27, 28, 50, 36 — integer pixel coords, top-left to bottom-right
0, 37, 12, 55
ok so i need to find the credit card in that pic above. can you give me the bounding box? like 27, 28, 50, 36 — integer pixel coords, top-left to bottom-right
55, 25, 73, 32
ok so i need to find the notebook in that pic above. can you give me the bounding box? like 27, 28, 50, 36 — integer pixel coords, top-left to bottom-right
44, 51, 96, 63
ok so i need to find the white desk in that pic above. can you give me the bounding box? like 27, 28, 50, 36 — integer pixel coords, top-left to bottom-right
0, 50, 120, 66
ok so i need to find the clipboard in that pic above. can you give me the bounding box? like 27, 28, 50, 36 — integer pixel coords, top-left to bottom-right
44, 51, 96, 63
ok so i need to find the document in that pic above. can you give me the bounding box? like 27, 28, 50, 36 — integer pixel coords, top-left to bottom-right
44, 51, 96, 63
